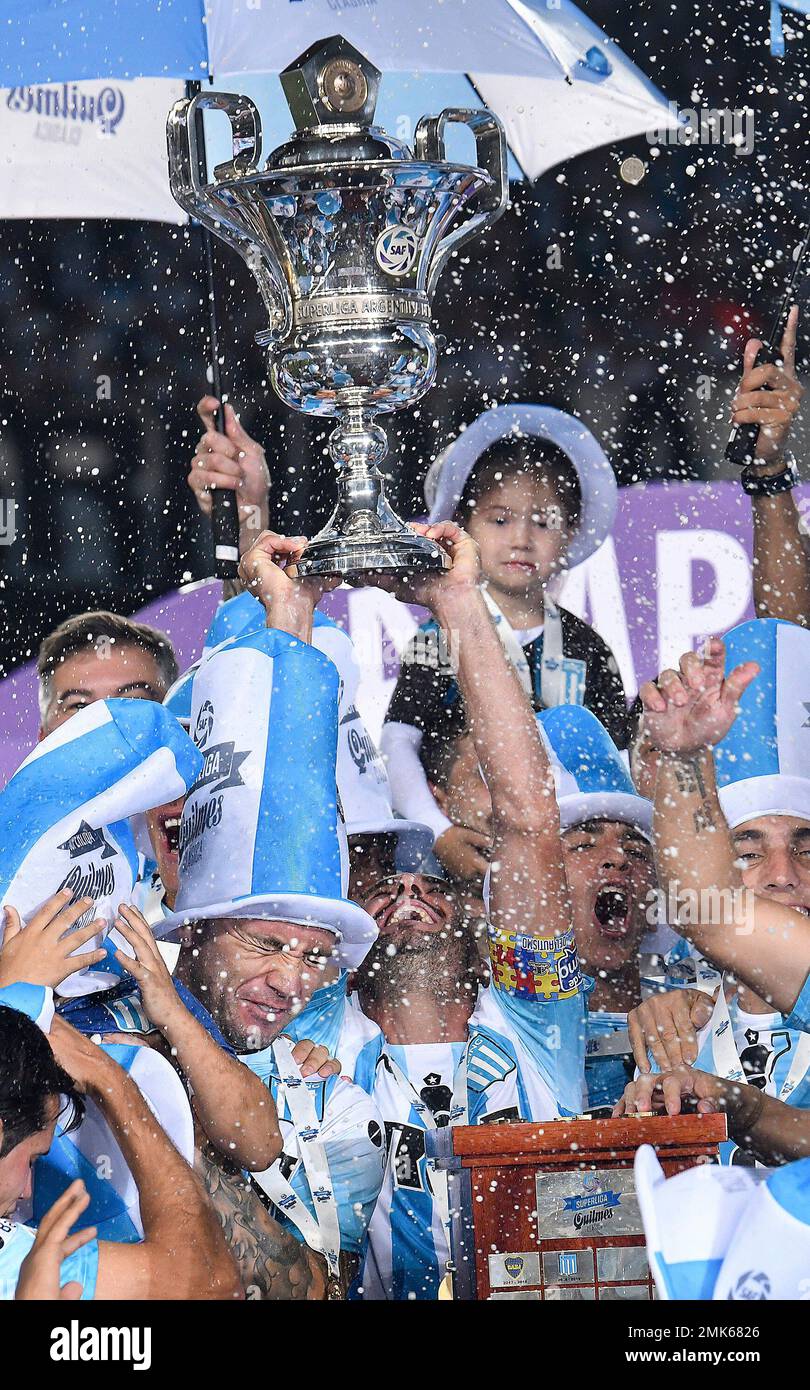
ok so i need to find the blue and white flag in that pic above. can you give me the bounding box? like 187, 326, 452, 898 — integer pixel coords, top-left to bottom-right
636, 1145, 810, 1300
165, 625, 378, 969
0, 699, 202, 994
537, 704, 653, 835
715, 618, 810, 829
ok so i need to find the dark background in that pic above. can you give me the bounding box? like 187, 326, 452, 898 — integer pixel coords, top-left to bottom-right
1, 0, 808, 674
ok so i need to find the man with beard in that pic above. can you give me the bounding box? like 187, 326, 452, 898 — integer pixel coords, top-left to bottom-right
617, 622, 810, 1164
347, 521, 587, 1301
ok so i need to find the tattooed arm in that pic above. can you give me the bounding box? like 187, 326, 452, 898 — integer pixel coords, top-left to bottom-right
641, 640, 810, 1013
196, 1142, 329, 1301
653, 746, 741, 912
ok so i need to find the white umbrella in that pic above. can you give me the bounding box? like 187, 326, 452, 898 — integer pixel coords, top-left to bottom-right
1, 0, 679, 569
213, 0, 681, 182
4, 0, 679, 190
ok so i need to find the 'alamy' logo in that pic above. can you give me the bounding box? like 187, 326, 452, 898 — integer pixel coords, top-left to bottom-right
7, 84, 125, 136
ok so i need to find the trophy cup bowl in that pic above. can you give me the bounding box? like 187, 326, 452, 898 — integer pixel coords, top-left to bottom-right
167, 35, 508, 578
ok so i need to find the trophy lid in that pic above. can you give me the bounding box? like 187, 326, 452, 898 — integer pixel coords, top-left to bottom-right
281, 35, 380, 128
268, 34, 412, 169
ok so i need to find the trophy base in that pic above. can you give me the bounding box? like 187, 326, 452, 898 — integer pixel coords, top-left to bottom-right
297, 527, 450, 580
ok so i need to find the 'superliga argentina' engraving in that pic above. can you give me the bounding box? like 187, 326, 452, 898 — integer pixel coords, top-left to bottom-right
294, 292, 430, 327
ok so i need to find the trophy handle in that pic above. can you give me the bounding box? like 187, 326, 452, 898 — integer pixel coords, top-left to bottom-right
414, 108, 508, 299
167, 92, 292, 340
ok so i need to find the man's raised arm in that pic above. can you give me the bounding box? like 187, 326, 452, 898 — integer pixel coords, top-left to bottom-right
733, 308, 810, 628
640, 639, 810, 1014
364, 522, 571, 939
49, 1018, 242, 1301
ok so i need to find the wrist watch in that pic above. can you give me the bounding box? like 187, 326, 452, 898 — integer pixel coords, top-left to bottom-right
740, 452, 799, 496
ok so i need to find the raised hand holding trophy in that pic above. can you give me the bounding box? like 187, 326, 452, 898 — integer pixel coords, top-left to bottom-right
167, 35, 507, 578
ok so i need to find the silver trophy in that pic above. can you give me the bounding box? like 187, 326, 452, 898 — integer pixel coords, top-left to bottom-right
167, 35, 507, 577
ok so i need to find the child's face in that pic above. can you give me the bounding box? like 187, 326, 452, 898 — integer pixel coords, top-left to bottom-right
464, 471, 571, 596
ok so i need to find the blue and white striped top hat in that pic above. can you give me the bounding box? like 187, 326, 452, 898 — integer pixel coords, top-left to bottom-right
423, 404, 617, 568
635, 1144, 810, 1300
715, 618, 810, 829
163, 624, 378, 971
0, 699, 203, 996
537, 704, 653, 835
196, 592, 433, 871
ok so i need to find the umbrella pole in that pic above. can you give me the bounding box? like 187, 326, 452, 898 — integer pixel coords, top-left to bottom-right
186, 79, 240, 580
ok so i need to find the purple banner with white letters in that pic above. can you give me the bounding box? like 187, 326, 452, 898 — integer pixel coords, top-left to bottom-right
1, 480, 807, 786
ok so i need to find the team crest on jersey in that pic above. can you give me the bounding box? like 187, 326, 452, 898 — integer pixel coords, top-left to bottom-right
466, 1033, 517, 1094
739, 1028, 791, 1090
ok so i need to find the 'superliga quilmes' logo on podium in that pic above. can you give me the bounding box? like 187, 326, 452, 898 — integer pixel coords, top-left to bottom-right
6, 84, 126, 136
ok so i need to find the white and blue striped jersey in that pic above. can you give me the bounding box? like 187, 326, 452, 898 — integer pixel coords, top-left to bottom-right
693, 998, 810, 1167
33, 1041, 195, 1243
786, 970, 810, 1036
352, 979, 587, 1301
0, 983, 195, 1245
241, 1047, 385, 1256
0, 1216, 98, 1301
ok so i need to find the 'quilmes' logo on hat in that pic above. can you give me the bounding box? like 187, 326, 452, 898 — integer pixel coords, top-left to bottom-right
340, 705, 382, 775
57, 821, 116, 860
195, 742, 249, 794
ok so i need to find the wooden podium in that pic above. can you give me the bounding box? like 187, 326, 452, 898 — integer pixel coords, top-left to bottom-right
427, 1114, 727, 1300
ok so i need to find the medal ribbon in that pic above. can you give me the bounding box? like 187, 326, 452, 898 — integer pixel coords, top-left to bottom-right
251, 1037, 342, 1279
481, 589, 583, 708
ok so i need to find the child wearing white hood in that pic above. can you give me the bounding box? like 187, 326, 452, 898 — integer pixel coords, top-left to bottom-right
382, 405, 630, 887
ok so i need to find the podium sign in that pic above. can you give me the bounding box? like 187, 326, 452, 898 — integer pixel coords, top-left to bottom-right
428, 1114, 727, 1300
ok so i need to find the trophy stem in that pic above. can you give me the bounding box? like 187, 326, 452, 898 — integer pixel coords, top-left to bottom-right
295, 405, 449, 580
